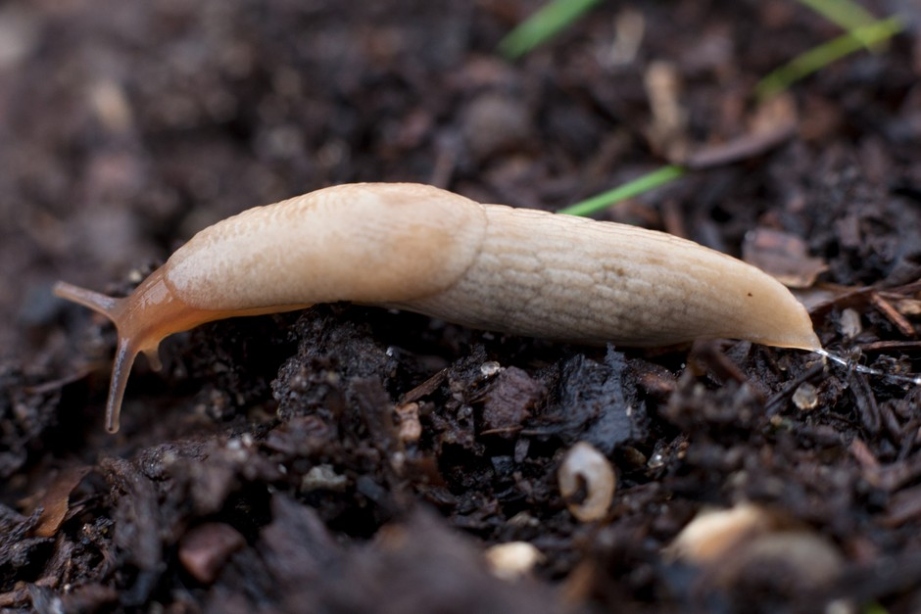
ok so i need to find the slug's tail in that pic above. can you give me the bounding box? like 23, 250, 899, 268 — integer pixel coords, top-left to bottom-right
53, 281, 144, 433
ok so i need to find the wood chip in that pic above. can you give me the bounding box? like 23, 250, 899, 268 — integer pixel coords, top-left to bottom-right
33, 466, 91, 538
742, 228, 827, 288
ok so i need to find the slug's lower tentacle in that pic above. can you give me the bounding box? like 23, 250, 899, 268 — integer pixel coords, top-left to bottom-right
105, 336, 140, 433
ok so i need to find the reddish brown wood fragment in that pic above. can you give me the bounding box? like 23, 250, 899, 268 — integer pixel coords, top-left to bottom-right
400, 369, 447, 404
179, 523, 246, 584
857, 340, 921, 354
871, 293, 917, 338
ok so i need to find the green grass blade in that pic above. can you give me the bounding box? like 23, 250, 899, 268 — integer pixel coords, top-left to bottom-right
499, 0, 603, 59
557, 165, 685, 217
796, 0, 879, 48
755, 15, 904, 101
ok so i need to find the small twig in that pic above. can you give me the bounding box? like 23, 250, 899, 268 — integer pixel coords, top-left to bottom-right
400, 369, 448, 404
871, 292, 916, 338
684, 122, 796, 170
856, 340, 921, 354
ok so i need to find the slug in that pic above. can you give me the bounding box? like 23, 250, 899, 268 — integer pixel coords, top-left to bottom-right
54, 182, 821, 432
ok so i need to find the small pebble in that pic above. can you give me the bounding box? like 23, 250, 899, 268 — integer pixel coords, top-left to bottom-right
792, 382, 818, 411
484, 542, 544, 580
179, 523, 245, 584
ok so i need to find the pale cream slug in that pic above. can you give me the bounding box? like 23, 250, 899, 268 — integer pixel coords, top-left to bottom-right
54, 182, 821, 432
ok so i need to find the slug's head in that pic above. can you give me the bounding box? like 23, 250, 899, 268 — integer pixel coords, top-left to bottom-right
54, 270, 211, 433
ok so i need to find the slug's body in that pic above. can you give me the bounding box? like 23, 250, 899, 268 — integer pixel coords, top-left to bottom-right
55, 183, 821, 432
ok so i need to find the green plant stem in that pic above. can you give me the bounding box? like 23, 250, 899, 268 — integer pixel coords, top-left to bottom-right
499, 0, 602, 59
795, 0, 879, 48
557, 165, 685, 217
755, 15, 904, 101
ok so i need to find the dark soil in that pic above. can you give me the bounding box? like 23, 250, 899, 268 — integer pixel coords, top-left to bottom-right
3, 1, 921, 612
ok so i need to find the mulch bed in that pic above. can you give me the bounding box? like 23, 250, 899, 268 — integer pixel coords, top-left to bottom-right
2, 1, 921, 612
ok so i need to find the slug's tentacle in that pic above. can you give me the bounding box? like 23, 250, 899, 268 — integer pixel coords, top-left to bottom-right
52, 281, 120, 317
104, 336, 141, 433
54, 281, 146, 432
55, 272, 226, 432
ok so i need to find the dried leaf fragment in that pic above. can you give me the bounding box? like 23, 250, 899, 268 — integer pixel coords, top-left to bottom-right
33, 466, 91, 538
742, 228, 827, 288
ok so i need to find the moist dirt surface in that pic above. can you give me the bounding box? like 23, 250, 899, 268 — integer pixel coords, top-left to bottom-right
2, 1, 921, 612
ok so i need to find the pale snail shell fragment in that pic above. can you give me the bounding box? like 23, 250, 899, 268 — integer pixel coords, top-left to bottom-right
53, 182, 821, 432
558, 441, 617, 523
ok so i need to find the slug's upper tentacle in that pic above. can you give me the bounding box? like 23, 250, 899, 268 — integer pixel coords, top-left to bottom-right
54, 273, 198, 432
